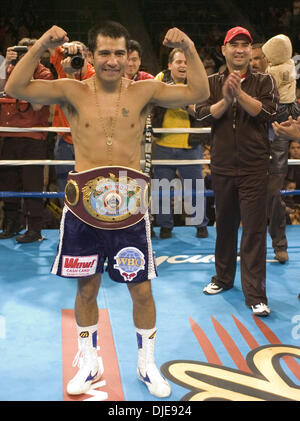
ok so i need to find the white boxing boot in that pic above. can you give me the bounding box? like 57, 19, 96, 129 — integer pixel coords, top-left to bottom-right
136, 327, 171, 398
67, 324, 103, 395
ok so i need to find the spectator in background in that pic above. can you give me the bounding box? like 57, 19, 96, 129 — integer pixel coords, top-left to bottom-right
152, 47, 209, 239
0, 38, 53, 242
262, 34, 300, 255
278, 8, 292, 31
124, 40, 154, 81
282, 178, 298, 224
289, 203, 300, 224
251, 38, 297, 264
273, 117, 300, 300
289, 139, 300, 158
49, 41, 95, 205
0, 17, 8, 50
250, 42, 268, 73
293, 0, 300, 26
273, 119, 300, 204
287, 139, 300, 207
0, 17, 17, 53
210, 45, 226, 73
200, 48, 216, 75
196, 27, 279, 316
287, 138, 300, 205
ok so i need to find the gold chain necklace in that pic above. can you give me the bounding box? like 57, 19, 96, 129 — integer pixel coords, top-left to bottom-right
93, 76, 123, 165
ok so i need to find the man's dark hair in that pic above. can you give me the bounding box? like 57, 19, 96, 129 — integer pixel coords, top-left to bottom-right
251, 43, 264, 49
88, 20, 130, 53
128, 39, 142, 58
168, 47, 184, 64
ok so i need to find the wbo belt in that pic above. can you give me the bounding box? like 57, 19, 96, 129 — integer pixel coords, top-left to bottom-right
65, 166, 150, 230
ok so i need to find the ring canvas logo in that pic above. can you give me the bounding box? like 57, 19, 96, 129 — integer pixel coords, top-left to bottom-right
114, 247, 145, 282
161, 316, 300, 401
62, 255, 98, 277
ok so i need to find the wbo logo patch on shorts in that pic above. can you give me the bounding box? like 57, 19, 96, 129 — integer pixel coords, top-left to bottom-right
62, 255, 98, 277
114, 247, 145, 282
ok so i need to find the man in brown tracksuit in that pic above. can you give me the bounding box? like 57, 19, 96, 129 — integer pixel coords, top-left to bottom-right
195, 27, 279, 316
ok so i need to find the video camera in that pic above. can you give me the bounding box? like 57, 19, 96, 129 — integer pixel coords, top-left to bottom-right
11, 46, 28, 65
64, 46, 84, 70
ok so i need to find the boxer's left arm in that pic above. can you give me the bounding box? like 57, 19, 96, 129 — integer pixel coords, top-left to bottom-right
151, 27, 209, 107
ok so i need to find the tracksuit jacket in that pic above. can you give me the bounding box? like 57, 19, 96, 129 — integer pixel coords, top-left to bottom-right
195, 66, 279, 176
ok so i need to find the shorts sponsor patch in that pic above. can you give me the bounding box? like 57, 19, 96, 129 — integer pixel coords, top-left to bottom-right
114, 247, 145, 282
62, 255, 98, 277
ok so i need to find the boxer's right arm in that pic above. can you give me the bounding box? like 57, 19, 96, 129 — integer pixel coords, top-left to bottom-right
5, 26, 69, 105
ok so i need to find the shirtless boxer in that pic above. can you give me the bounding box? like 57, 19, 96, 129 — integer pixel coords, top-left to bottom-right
5, 21, 209, 398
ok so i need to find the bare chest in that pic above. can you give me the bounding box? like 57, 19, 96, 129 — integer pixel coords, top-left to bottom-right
76, 94, 145, 143
64, 85, 149, 170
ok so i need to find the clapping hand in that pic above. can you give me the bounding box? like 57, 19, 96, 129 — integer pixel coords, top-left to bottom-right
272, 116, 300, 141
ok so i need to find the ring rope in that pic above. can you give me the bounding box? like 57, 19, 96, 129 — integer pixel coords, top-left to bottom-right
0, 160, 76, 166
1, 116, 299, 206
1, 125, 299, 164
1, 159, 300, 166
0, 126, 210, 134
1, 189, 300, 199
0, 126, 299, 166
0, 126, 71, 133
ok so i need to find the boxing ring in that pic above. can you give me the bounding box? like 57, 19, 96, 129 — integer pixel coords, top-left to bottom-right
0, 124, 299, 403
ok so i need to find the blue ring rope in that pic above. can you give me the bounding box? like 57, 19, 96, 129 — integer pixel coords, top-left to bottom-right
1, 190, 300, 198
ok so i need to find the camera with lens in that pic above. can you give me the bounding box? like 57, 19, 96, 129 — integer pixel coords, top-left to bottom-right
64, 47, 84, 70
11, 46, 28, 66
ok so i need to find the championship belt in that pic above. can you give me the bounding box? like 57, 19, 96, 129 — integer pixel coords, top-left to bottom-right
64, 166, 150, 230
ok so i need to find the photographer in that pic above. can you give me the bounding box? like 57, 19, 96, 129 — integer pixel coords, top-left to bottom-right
49, 41, 95, 204
0, 37, 54, 242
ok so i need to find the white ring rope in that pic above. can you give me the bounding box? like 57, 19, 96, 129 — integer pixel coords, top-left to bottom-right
0, 125, 212, 165
153, 128, 211, 134
0, 160, 76, 166
1, 159, 300, 166
0, 126, 210, 134
0, 159, 212, 166
0, 126, 299, 166
0, 126, 71, 133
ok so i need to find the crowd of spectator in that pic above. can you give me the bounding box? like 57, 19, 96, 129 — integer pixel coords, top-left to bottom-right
0, 4, 48, 56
